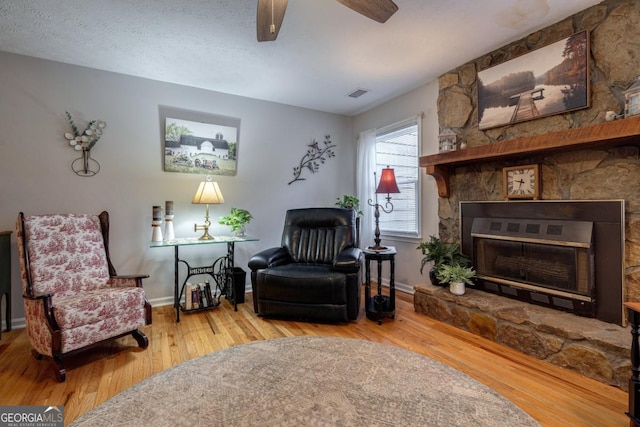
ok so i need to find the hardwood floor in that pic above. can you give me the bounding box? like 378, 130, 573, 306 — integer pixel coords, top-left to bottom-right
0, 291, 629, 426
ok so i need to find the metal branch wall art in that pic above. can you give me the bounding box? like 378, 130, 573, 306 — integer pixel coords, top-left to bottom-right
63, 111, 106, 177
288, 135, 336, 185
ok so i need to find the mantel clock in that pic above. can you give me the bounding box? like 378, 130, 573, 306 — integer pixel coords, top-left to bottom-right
502, 164, 540, 200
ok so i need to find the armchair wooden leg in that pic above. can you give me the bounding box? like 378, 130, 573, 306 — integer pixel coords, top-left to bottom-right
52, 355, 66, 382
131, 329, 148, 349
31, 350, 66, 382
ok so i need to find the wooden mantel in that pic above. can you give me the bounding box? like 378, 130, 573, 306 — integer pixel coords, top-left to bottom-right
420, 115, 640, 197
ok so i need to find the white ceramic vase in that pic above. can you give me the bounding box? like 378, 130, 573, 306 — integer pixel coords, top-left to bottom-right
449, 281, 465, 295
164, 214, 175, 241
151, 220, 163, 242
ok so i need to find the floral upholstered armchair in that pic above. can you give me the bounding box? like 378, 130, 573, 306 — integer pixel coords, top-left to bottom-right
16, 211, 152, 382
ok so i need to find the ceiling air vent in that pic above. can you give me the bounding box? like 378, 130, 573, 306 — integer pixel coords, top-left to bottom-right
346, 88, 370, 98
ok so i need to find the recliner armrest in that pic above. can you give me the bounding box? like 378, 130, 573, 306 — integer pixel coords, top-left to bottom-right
248, 247, 291, 271
333, 247, 362, 273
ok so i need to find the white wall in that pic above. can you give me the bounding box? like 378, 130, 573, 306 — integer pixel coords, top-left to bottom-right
352, 81, 440, 292
0, 52, 355, 325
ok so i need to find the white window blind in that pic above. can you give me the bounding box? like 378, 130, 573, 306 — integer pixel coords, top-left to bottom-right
375, 116, 421, 238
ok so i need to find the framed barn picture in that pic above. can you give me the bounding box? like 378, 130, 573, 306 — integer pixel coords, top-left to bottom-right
159, 106, 241, 175
477, 30, 589, 130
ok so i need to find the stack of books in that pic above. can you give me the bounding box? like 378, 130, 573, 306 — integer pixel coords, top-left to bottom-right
183, 281, 217, 310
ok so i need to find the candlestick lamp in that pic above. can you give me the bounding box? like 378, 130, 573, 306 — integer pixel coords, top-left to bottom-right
192, 178, 225, 240
367, 166, 400, 251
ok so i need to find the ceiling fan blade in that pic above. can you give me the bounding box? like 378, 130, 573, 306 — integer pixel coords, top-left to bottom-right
257, 0, 288, 42
336, 0, 398, 23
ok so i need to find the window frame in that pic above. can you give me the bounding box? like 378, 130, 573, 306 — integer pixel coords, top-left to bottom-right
373, 116, 422, 240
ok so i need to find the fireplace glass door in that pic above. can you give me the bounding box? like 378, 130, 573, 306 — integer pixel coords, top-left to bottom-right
474, 238, 593, 299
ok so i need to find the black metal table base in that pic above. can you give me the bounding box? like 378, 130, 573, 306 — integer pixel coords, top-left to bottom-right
364, 246, 396, 325
173, 242, 238, 322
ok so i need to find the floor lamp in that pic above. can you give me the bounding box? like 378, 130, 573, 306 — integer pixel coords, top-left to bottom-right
367, 166, 400, 251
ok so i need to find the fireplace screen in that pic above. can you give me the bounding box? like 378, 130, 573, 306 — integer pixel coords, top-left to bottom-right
474, 239, 592, 297
471, 217, 595, 315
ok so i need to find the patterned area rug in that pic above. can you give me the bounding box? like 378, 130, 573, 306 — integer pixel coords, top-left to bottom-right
71, 336, 540, 426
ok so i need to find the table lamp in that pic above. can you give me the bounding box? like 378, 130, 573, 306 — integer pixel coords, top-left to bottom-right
192, 178, 225, 240
367, 166, 400, 251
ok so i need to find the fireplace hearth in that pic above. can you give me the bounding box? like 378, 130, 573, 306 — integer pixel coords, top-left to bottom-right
460, 200, 624, 325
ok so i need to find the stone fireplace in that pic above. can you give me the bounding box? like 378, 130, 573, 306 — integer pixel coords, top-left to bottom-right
422, 0, 640, 305
414, 201, 630, 389
413, 1, 640, 390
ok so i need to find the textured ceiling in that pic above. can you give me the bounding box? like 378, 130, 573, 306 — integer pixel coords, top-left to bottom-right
0, 0, 602, 115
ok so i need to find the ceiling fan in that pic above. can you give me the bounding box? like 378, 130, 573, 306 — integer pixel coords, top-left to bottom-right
257, 0, 398, 42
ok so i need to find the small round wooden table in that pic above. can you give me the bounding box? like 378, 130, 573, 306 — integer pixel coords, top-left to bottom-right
364, 246, 396, 325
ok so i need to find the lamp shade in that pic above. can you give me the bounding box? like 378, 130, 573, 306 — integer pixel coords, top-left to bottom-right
375, 166, 400, 194
192, 181, 225, 204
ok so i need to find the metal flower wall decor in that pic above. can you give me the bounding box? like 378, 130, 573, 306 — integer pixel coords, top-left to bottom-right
63, 111, 106, 177
288, 135, 336, 185
64, 111, 106, 151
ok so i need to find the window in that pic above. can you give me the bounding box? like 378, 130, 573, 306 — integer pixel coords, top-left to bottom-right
375, 117, 421, 238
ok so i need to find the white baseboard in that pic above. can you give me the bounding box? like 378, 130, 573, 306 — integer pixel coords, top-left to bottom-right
376, 280, 414, 295
148, 296, 176, 308
2, 317, 26, 330
2, 284, 413, 331
146, 285, 253, 308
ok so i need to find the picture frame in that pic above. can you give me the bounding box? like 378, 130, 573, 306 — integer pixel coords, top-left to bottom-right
159, 106, 241, 175
477, 30, 589, 131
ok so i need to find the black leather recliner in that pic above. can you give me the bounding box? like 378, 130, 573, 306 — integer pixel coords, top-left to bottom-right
248, 208, 362, 322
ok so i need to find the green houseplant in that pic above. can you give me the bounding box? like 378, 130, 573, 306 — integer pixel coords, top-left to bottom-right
335, 195, 363, 247
219, 208, 253, 236
335, 195, 363, 216
436, 263, 476, 295
417, 235, 470, 286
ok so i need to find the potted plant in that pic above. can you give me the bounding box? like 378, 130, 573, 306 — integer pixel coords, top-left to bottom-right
219, 208, 253, 237
417, 235, 470, 286
436, 263, 476, 295
336, 195, 363, 246
335, 195, 363, 216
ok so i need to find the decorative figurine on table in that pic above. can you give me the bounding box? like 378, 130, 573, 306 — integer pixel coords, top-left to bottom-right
151, 206, 163, 242
164, 201, 175, 241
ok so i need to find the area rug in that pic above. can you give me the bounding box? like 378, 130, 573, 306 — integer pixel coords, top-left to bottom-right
71, 336, 540, 426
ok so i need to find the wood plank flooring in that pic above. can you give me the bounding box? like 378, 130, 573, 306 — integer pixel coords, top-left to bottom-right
0, 291, 629, 426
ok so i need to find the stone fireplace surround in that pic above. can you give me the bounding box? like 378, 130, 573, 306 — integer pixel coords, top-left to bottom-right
414, 0, 640, 391
414, 201, 630, 390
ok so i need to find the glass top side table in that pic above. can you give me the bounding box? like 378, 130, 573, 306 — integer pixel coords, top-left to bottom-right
150, 236, 259, 322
